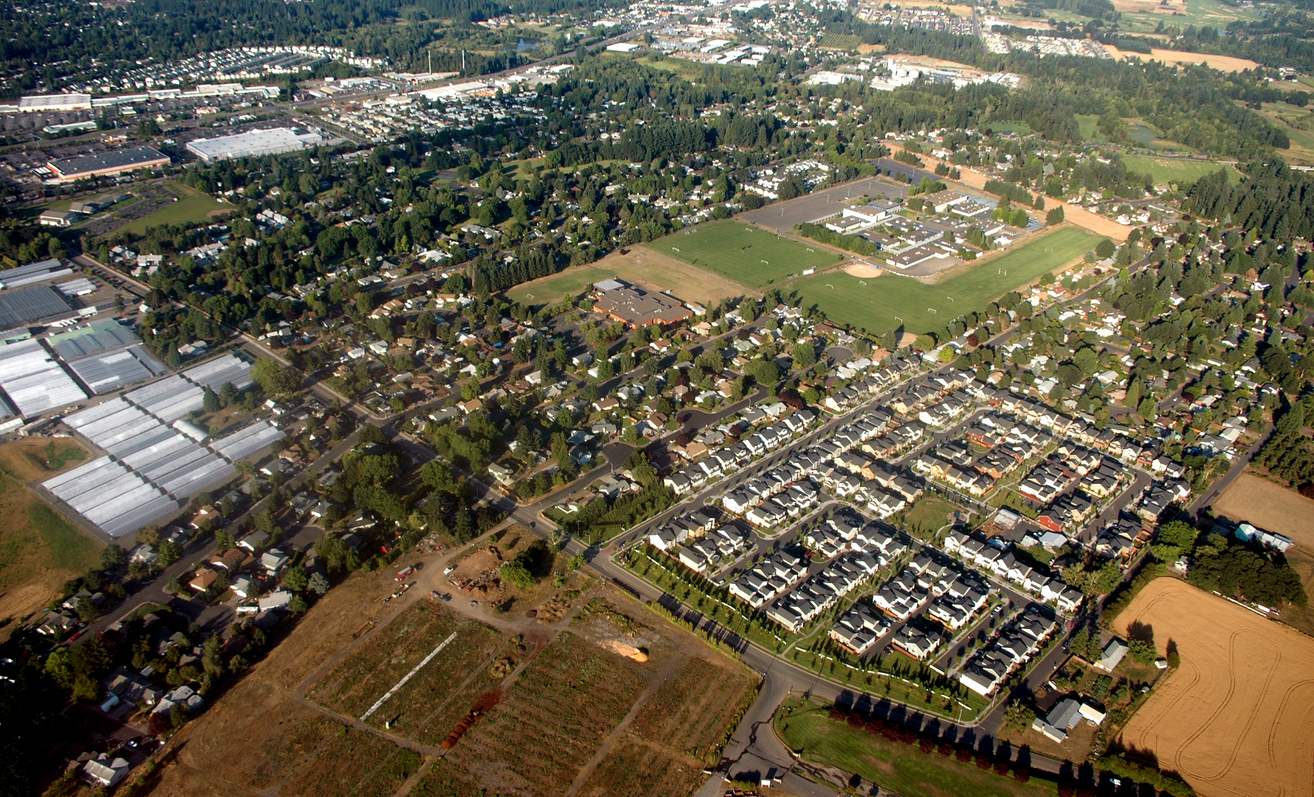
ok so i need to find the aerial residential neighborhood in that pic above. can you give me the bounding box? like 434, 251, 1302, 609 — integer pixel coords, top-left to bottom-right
1, 0, 1314, 796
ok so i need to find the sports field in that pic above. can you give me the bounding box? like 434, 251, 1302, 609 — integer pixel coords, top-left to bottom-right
1120, 156, 1240, 186
1114, 579, 1314, 797
789, 227, 1101, 335
645, 220, 843, 289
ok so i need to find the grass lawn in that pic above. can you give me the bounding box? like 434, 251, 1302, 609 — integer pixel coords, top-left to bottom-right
645, 220, 843, 289
0, 477, 102, 628
789, 227, 1101, 336
1120, 155, 1239, 186
776, 701, 1056, 797
505, 267, 601, 305
113, 181, 230, 237
900, 496, 961, 538
988, 122, 1033, 136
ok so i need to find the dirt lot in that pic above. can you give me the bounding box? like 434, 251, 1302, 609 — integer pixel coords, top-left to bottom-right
142, 543, 756, 797
843, 263, 882, 278
1113, 579, 1314, 797
1212, 472, 1314, 549
1104, 45, 1260, 72
0, 437, 91, 482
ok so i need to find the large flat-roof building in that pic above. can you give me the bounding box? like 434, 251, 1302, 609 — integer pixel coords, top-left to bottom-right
47, 146, 170, 183
18, 93, 92, 113
591, 280, 693, 327
185, 127, 323, 163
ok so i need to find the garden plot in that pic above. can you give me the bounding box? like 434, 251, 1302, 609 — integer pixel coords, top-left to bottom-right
308, 603, 496, 721
443, 631, 653, 795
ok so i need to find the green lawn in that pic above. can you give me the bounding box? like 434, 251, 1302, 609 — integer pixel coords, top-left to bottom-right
900, 496, 960, 538
790, 227, 1102, 336
645, 220, 843, 289
1120, 155, 1240, 186
505, 266, 602, 305
776, 701, 1056, 797
1117, 0, 1259, 34
113, 182, 230, 238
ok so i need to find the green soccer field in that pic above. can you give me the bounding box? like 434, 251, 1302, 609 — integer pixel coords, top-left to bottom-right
645, 220, 843, 289
789, 227, 1102, 336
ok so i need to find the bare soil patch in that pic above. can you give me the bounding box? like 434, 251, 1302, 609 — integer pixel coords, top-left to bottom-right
0, 437, 91, 483
1113, 579, 1314, 797
1105, 44, 1261, 72
843, 263, 883, 278
1212, 472, 1314, 549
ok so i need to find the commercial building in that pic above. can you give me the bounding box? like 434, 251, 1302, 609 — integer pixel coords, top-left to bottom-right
17, 93, 92, 113
185, 127, 323, 163
47, 147, 170, 183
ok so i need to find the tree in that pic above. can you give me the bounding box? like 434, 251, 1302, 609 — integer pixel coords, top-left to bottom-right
202, 387, 221, 413
746, 359, 780, 390
1095, 238, 1116, 259
283, 565, 308, 591
307, 572, 330, 595
1002, 701, 1036, 732
791, 342, 817, 370
1046, 206, 1065, 225
100, 544, 127, 569
214, 528, 232, 552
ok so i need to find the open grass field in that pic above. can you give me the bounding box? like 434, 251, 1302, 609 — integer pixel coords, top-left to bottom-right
1112, 0, 1259, 34
506, 246, 749, 307
1113, 579, 1314, 797
1212, 472, 1314, 549
775, 700, 1056, 797
789, 227, 1101, 335
645, 220, 844, 290
1120, 155, 1240, 186
0, 439, 100, 633
1255, 102, 1314, 166
114, 181, 230, 238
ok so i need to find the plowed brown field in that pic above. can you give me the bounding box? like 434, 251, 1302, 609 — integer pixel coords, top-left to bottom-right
1114, 579, 1314, 797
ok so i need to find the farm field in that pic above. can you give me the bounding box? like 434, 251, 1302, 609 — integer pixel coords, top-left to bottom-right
145, 556, 754, 797
645, 220, 844, 289
307, 602, 505, 727
789, 226, 1101, 335
0, 439, 101, 633
1120, 156, 1240, 186
506, 246, 748, 307
775, 700, 1057, 797
1212, 472, 1314, 549
1113, 578, 1314, 797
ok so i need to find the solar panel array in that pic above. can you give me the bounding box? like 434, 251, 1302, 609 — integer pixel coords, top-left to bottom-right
52, 355, 275, 537
0, 338, 88, 417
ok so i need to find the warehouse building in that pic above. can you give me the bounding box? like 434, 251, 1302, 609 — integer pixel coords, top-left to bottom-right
47, 147, 170, 183
185, 127, 323, 163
